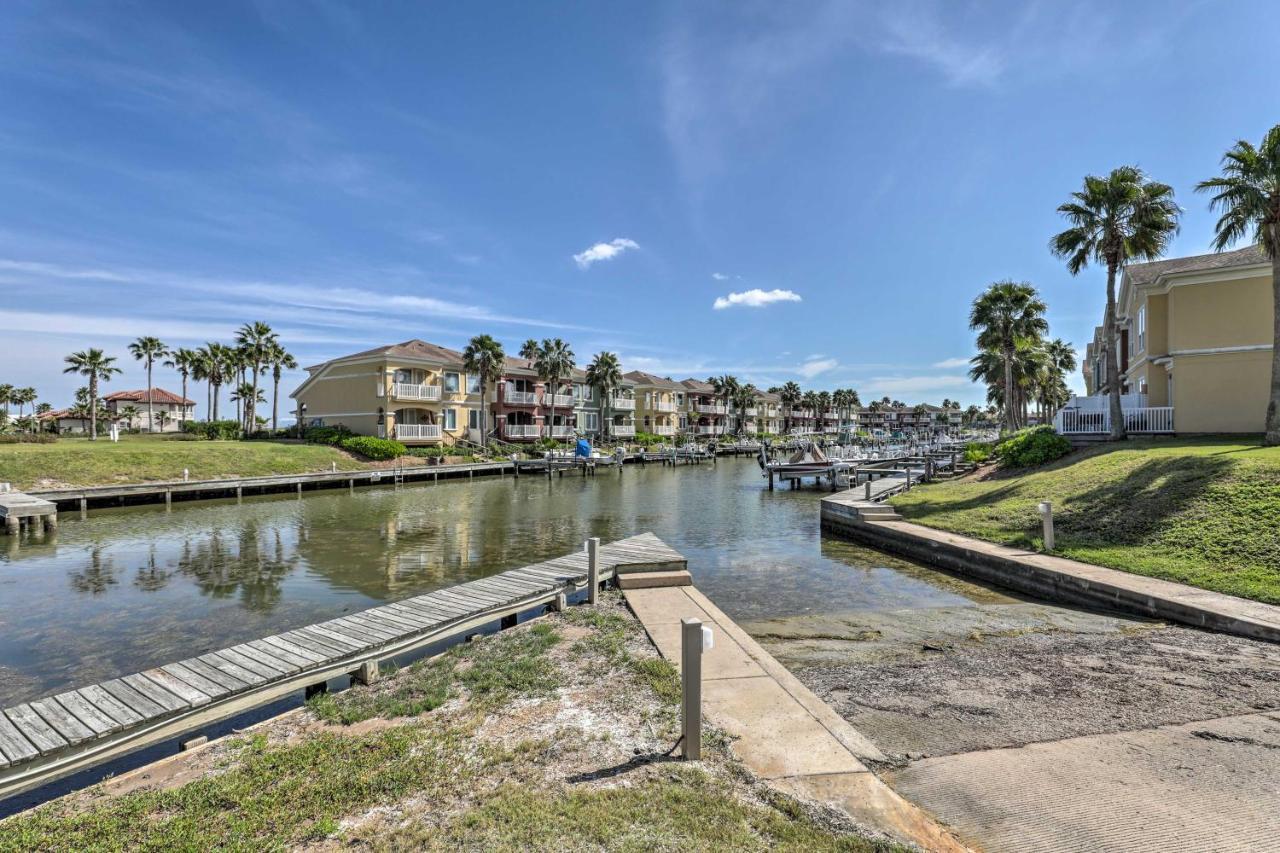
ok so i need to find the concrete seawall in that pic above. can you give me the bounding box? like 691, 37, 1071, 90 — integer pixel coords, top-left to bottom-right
821, 494, 1280, 645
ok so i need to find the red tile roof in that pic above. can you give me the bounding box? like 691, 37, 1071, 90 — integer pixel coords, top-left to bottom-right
103, 388, 195, 405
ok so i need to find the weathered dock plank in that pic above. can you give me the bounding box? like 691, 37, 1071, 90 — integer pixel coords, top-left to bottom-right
0, 533, 687, 801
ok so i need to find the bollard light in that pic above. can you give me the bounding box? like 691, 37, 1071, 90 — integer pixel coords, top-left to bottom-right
182, 468, 189, 482
681, 618, 708, 760
1038, 500, 1054, 550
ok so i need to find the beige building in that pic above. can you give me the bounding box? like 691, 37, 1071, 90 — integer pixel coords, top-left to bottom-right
623, 371, 682, 437
1074, 244, 1272, 434
291, 340, 483, 445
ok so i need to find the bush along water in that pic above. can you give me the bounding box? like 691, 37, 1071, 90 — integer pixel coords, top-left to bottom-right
181, 420, 243, 441
339, 436, 406, 461
994, 425, 1071, 468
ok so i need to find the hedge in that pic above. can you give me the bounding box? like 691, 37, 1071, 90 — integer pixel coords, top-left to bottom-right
994, 426, 1071, 468
339, 436, 406, 461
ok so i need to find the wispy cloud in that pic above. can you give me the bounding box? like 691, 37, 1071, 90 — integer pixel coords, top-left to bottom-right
573, 238, 639, 270
712, 288, 801, 310
711, 272, 730, 281
932, 356, 971, 369
797, 357, 837, 379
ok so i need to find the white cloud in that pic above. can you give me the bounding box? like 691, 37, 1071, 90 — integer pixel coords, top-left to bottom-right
798, 357, 837, 379
859, 375, 974, 397
932, 356, 971, 368
712, 288, 802, 310
573, 238, 639, 270
711, 272, 729, 281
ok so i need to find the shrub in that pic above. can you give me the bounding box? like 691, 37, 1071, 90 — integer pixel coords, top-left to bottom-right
181, 420, 242, 441
632, 431, 665, 447
304, 425, 353, 446
340, 436, 406, 460
963, 442, 994, 464
404, 446, 447, 459
0, 433, 57, 444
994, 426, 1071, 468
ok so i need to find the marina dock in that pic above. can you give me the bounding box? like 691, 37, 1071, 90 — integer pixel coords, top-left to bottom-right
0, 491, 57, 536
0, 533, 686, 800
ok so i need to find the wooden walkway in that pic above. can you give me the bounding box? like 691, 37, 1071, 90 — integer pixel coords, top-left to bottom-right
0, 532, 686, 800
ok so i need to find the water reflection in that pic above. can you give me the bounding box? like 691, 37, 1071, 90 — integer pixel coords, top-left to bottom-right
0, 460, 996, 705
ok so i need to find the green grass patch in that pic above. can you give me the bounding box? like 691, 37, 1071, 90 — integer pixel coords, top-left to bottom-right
0, 433, 366, 490
402, 767, 892, 852
890, 437, 1280, 603
0, 725, 502, 850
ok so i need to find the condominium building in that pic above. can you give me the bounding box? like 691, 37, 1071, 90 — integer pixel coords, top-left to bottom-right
623, 371, 682, 437
679, 379, 727, 437
1071, 244, 1272, 435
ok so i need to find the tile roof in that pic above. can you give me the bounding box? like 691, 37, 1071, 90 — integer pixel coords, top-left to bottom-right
309, 339, 466, 371
1123, 244, 1268, 287
679, 378, 715, 392
104, 388, 195, 405
622, 370, 685, 391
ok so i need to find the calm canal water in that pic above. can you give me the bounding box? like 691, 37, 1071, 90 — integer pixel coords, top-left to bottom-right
0, 459, 994, 706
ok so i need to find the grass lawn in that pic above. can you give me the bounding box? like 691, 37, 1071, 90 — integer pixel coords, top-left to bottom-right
890, 437, 1280, 605
0, 593, 892, 851
0, 434, 366, 490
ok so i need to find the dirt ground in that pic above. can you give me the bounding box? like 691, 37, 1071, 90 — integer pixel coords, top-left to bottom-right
747, 601, 1280, 762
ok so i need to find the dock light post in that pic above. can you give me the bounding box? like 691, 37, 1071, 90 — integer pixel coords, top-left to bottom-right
681, 618, 713, 760
1038, 501, 1054, 550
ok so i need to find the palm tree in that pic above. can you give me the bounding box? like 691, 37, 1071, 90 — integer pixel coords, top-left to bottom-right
207, 342, 236, 422
13, 387, 36, 428
519, 339, 540, 362
0, 384, 12, 423
63, 349, 121, 440
191, 347, 213, 420
462, 334, 506, 450
120, 405, 140, 430
128, 336, 167, 433
585, 351, 623, 440
163, 348, 199, 426
534, 338, 575, 442
817, 390, 832, 432
229, 382, 265, 426
1052, 166, 1180, 439
780, 381, 801, 434
266, 342, 298, 434
734, 383, 759, 435
236, 322, 277, 435
1043, 338, 1078, 417
1196, 125, 1280, 445
801, 390, 820, 434
969, 282, 1049, 433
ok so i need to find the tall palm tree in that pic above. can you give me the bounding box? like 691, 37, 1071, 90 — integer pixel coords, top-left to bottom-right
266, 342, 298, 434
817, 390, 832, 432
801, 390, 820, 433
230, 382, 265, 430
191, 347, 213, 421
128, 336, 167, 433
534, 338, 575, 442
1044, 338, 1078, 416
1196, 124, 1280, 445
969, 281, 1049, 433
236, 322, 277, 435
0, 384, 12, 423
63, 349, 121, 440
585, 351, 623, 440
203, 342, 234, 422
780, 382, 801, 434
163, 348, 199, 426
13, 387, 36, 425
733, 383, 759, 435
519, 339, 540, 362
119, 405, 140, 430
462, 334, 506, 450
1051, 166, 1180, 439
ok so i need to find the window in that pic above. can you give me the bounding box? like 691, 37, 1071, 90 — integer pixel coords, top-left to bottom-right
1136, 305, 1146, 352
443, 372, 460, 393
443, 409, 457, 431
574, 383, 591, 402
581, 412, 599, 431
467, 373, 481, 394
468, 409, 480, 429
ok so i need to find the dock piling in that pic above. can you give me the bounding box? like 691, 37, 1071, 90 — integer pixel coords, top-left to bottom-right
353, 660, 380, 685
587, 537, 600, 605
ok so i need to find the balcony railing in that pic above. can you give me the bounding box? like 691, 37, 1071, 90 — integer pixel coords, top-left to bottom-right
545, 393, 575, 408
695, 403, 727, 415
504, 424, 540, 439
743, 407, 758, 416
611, 396, 636, 410
1055, 406, 1174, 435
653, 424, 675, 435
653, 401, 677, 413
695, 425, 723, 435
504, 389, 539, 406
549, 425, 574, 438
610, 424, 636, 437
395, 423, 442, 440
392, 383, 442, 401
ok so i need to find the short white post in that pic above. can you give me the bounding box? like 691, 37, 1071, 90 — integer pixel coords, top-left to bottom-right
1038, 500, 1054, 550
681, 618, 711, 760
182, 468, 190, 482
587, 537, 600, 605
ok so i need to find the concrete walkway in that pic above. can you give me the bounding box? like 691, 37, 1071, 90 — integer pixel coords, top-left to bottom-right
623, 584, 967, 852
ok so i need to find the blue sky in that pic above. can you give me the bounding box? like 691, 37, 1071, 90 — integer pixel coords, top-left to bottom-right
2, 1, 1278, 414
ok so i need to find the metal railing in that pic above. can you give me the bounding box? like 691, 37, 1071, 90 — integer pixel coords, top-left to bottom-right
653, 401, 677, 413
395, 423, 442, 440
653, 425, 675, 435
1054, 407, 1174, 434
611, 396, 636, 410
610, 425, 636, 437
504, 389, 538, 406
545, 393, 575, 408
549, 425, 574, 438
504, 424, 540, 438
695, 403, 727, 415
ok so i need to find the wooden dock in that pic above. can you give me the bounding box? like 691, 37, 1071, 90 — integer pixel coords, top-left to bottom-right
0, 533, 686, 800
26, 460, 514, 513
0, 491, 57, 536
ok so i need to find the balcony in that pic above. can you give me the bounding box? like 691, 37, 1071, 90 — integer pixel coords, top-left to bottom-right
545, 393, 575, 408
392, 383, 441, 401
744, 407, 758, 416
611, 395, 636, 410
549, 425, 574, 438
395, 423, 442, 441
696, 403, 727, 415
503, 389, 539, 406
1055, 403, 1173, 435
503, 424, 540, 439
610, 424, 636, 437
695, 425, 723, 435
653, 401, 677, 413
653, 424, 675, 436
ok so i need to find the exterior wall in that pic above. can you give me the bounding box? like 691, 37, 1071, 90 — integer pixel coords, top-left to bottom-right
1168, 274, 1272, 352
632, 387, 678, 435
1171, 350, 1271, 433
295, 362, 380, 431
